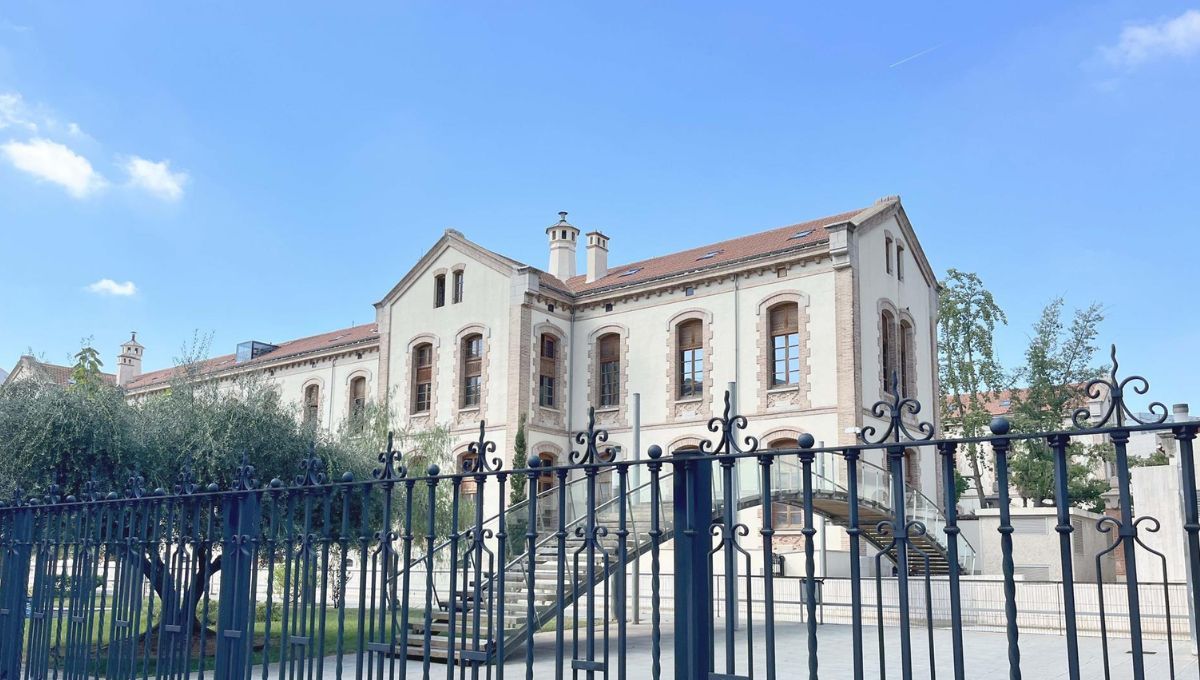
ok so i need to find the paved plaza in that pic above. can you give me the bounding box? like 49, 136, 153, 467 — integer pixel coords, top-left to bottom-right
264, 621, 1195, 679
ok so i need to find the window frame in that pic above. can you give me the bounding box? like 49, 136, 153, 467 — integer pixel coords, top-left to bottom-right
767, 303, 801, 387
677, 319, 705, 399
411, 343, 433, 413
434, 274, 446, 308
597, 333, 621, 408
452, 269, 464, 304
538, 333, 558, 408
461, 334, 483, 408
303, 384, 320, 425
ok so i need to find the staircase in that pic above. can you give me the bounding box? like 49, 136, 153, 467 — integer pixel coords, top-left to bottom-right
398, 452, 974, 662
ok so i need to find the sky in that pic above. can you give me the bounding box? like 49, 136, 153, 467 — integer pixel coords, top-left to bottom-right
1, 2, 1198, 411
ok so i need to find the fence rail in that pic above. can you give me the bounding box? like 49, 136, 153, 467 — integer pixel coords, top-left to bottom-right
1, 345, 1197, 680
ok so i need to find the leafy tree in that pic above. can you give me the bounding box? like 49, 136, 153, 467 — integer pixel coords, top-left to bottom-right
509, 413, 529, 506
70, 340, 107, 396
1008, 299, 1107, 510
937, 269, 1008, 506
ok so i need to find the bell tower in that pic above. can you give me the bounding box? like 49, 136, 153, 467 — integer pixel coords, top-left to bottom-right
117, 332, 143, 387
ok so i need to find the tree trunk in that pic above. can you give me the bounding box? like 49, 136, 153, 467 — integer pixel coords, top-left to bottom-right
969, 447, 987, 506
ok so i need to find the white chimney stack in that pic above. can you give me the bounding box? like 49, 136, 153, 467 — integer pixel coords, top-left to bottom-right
546, 211, 579, 280
586, 231, 609, 283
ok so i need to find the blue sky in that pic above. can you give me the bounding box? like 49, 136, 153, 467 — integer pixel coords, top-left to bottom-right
1, 2, 1198, 410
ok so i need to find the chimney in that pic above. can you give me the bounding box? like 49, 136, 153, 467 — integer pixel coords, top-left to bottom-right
585, 231, 609, 283
546, 211, 579, 280
117, 331, 143, 387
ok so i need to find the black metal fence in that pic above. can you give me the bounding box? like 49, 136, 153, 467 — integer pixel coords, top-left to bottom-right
0, 346, 1197, 680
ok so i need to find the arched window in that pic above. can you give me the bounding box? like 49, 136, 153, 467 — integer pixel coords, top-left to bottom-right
536, 451, 558, 494
538, 333, 557, 408
461, 334, 483, 408
452, 270, 464, 303
598, 333, 621, 407
768, 303, 800, 386
349, 376, 367, 429
303, 384, 320, 425
881, 309, 897, 393
899, 320, 915, 398
434, 274, 446, 308
677, 319, 704, 399
411, 343, 433, 413
768, 438, 803, 528
459, 451, 479, 509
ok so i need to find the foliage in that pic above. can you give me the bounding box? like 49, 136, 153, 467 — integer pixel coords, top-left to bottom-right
952, 468, 970, 506
937, 269, 1009, 506
509, 413, 528, 505
70, 341, 107, 396
1007, 299, 1107, 510
1131, 446, 1171, 468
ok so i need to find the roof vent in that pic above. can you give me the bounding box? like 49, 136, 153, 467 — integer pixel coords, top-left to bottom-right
617, 267, 642, 278
696, 249, 724, 261
236, 341, 278, 363
787, 229, 814, 240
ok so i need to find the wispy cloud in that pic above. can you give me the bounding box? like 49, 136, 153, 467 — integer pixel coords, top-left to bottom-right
889, 44, 942, 69
0, 92, 38, 133
86, 279, 137, 297
1, 138, 106, 198
124, 156, 187, 201
1103, 8, 1200, 68
0, 17, 31, 33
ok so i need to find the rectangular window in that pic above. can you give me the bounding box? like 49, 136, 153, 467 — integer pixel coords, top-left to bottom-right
539, 375, 555, 408
412, 344, 433, 412
452, 270, 464, 303
678, 320, 704, 399
462, 335, 482, 407
885, 237, 893, 274
769, 304, 800, 386
896, 244, 905, 280
598, 334, 621, 408
434, 274, 446, 308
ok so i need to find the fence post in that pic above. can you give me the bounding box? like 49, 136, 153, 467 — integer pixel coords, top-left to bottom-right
214, 490, 261, 680
672, 449, 713, 680
0, 506, 34, 679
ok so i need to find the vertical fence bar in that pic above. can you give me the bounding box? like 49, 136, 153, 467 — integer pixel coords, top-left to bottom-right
937, 442, 966, 680
616, 465, 629, 680
672, 450, 712, 680
886, 443, 914, 680
990, 419, 1021, 680
1047, 433, 1081, 680
798, 444, 819, 679
524, 460, 541, 680
0, 502, 33, 679
1175, 424, 1200, 661
215, 487, 261, 680
1110, 429, 1147, 680
647, 446, 664, 680
839, 449, 864, 680
757, 450, 777, 680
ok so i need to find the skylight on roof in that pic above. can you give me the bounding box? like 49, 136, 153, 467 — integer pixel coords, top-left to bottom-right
618, 268, 643, 277
788, 229, 814, 240
696, 249, 724, 261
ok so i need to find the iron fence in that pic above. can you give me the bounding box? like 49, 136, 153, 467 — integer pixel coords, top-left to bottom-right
0, 346, 1197, 680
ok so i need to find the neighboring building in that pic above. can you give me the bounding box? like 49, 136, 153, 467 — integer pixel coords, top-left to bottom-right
2, 355, 116, 388
42, 196, 948, 576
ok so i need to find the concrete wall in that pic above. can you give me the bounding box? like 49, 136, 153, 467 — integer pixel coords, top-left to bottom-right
972, 506, 1116, 582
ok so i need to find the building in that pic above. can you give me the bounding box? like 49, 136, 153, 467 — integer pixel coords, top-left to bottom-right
101, 196, 947, 575
2, 355, 116, 388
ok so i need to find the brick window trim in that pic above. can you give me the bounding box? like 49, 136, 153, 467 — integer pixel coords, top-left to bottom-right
665, 309, 714, 423
587, 324, 631, 428
755, 291, 812, 414
530, 322, 568, 430
453, 324, 491, 427
404, 334, 440, 428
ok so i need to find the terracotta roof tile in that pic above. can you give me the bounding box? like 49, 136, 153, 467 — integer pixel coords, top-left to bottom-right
537, 206, 868, 295
124, 323, 379, 391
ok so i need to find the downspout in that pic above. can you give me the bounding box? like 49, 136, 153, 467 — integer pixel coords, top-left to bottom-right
328, 357, 337, 431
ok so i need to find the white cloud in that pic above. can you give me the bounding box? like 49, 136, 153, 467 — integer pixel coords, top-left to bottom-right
86, 279, 137, 296
1, 138, 106, 198
124, 156, 187, 201
0, 92, 38, 132
1104, 8, 1200, 67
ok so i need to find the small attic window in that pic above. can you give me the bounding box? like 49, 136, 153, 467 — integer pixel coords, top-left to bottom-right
696, 249, 723, 261
618, 268, 642, 277
788, 229, 814, 240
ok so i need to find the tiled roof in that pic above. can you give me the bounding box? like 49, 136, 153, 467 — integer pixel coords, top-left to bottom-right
944, 389, 1024, 417
124, 323, 379, 391
537, 206, 869, 295
9, 357, 117, 387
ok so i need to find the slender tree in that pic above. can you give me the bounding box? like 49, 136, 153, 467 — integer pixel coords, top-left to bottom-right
1008, 298, 1108, 510
938, 269, 1008, 506
509, 413, 529, 505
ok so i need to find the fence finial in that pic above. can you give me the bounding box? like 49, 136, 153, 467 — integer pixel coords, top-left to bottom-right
700, 390, 759, 455
860, 370, 934, 444
570, 407, 613, 465
1072, 344, 1168, 428
465, 420, 502, 472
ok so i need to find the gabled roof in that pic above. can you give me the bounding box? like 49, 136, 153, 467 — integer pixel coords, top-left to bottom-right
3, 356, 116, 387
124, 323, 379, 392
537, 206, 871, 295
